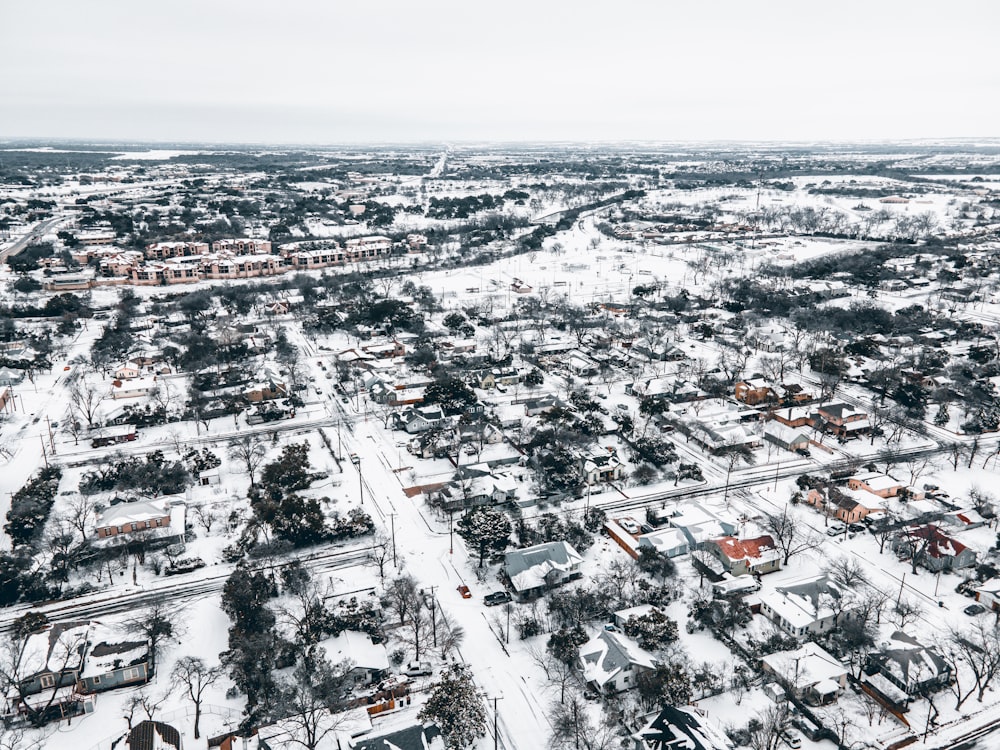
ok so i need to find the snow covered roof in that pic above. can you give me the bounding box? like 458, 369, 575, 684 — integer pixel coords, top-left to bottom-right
579, 629, 657, 688
80, 621, 149, 679
761, 642, 846, 689
97, 499, 170, 529
634, 705, 733, 750
317, 630, 389, 672
504, 541, 582, 593
20, 622, 90, 678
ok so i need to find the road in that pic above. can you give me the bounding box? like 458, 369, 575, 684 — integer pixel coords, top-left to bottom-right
0, 543, 370, 634
0, 214, 67, 262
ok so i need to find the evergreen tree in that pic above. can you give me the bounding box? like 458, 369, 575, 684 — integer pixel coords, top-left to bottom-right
456, 508, 511, 567
418, 664, 487, 749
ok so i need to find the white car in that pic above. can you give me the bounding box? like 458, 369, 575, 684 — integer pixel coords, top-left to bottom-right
403, 661, 432, 677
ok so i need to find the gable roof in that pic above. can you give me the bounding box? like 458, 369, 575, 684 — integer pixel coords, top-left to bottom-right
870, 631, 950, 686
126, 721, 181, 750
351, 722, 442, 750
579, 630, 658, 688
504, 541, 582, 592
711, 535, 777, 562
634, 705, 733, 750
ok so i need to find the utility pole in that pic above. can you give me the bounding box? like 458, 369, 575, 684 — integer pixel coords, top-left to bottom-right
389, 512, 397, 567
45, 415, 55, 454
449, 508, 454, 554
352, 454, 363, 504
492, 696, 504, 750
39, 434, 48, 469
506, 602, 511, 644
897, 572, 906, 607
426, 586, 438, 648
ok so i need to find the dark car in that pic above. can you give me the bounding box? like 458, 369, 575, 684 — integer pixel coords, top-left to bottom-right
484, 590, 512, 606
848, 523, 866, 533
965, 604, 986, 616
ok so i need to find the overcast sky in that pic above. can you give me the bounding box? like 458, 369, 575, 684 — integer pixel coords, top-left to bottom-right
2, 0, 997, 145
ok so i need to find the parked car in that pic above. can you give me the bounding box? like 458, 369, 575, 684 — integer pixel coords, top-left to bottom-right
457, 584, 472, 599
826, 523, 847, 537
965, 604, 986, 616
484, 590, 512, 606
165, 557, 206, 576
848, 523, 866, 533
619, 519, 640, 535
403, 661, 433, 677
781, 731, 802, 749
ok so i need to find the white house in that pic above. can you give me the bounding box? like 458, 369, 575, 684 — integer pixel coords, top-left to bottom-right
579, 629, 658, 694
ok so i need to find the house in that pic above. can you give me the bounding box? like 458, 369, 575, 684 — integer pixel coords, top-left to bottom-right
110, 377, 158, 399
350, 722, 443, 750
668, 503, 738, 548
398, 405, 446, 434
582, 450, 626, 485
893, 524, 977, 572
579, 629, 658, 694
14, 621, 90, 697
317, 631, 389, 687
848, 472, 907, 499
114, 364, 141, 380
504, 541, 583, 600
637, 528, 689, 558
706, 535, 781, 577
632, 705, 733, 750
759, 573, 859, 638
242, 378, 287, 403
95, 499, 171, 539
125, 720, 182, 750
734, 379, 774, 406
974, 579, 1000, 611
807, 487, 882, 524
77, 622, 151, 694
763, 422, 812, 453
814, 402, 870, 438
0, 367, 25, 387
865, 632, 952, 697
761, 642, 848, 705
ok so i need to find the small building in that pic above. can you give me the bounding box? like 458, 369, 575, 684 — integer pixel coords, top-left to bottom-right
77, 622, 151, 694
317, 631, 389, 687
759, 573, 858, 639
632, 705, 733, 750
582, 450, 626, 485
637, 528, 689, 559
707, 535, 781, 577
579, 629, 658, 694
865, 631, 952, 697
110, 377, 158, 400
0, 367, 25, 387
504, 541, 583, 600
848, 472, 907, 499
125, 720, 182, 750
95, 499, 171, 539
761, 642, 848, 705
734, 379, 774, 406
893, 524, 977, 572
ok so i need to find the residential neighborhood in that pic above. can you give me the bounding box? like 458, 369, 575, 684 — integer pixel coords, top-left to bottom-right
2, 135, 1000, 750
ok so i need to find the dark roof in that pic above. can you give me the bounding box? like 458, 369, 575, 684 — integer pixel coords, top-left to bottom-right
637, 705, 729, 750
126, 721, 181, 750
351, 723, 441, 750
90, 640, 148, 658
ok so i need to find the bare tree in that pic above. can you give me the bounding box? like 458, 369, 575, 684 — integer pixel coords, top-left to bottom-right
171, 656, 221, 739
127, 603, 178, 677
228, 434, 267, 487
273, 654, 353, 750
192, 505, 217, 534
123, 689, 167, 728
0, 619, 89, 727
761, 505, 820, 565
367, 533, 392, 581
891, 597, 922, 629
942, 622, 1000, 708
69, 380, 103, 429
531, 645, 580, 704
64, 494, 102, 542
